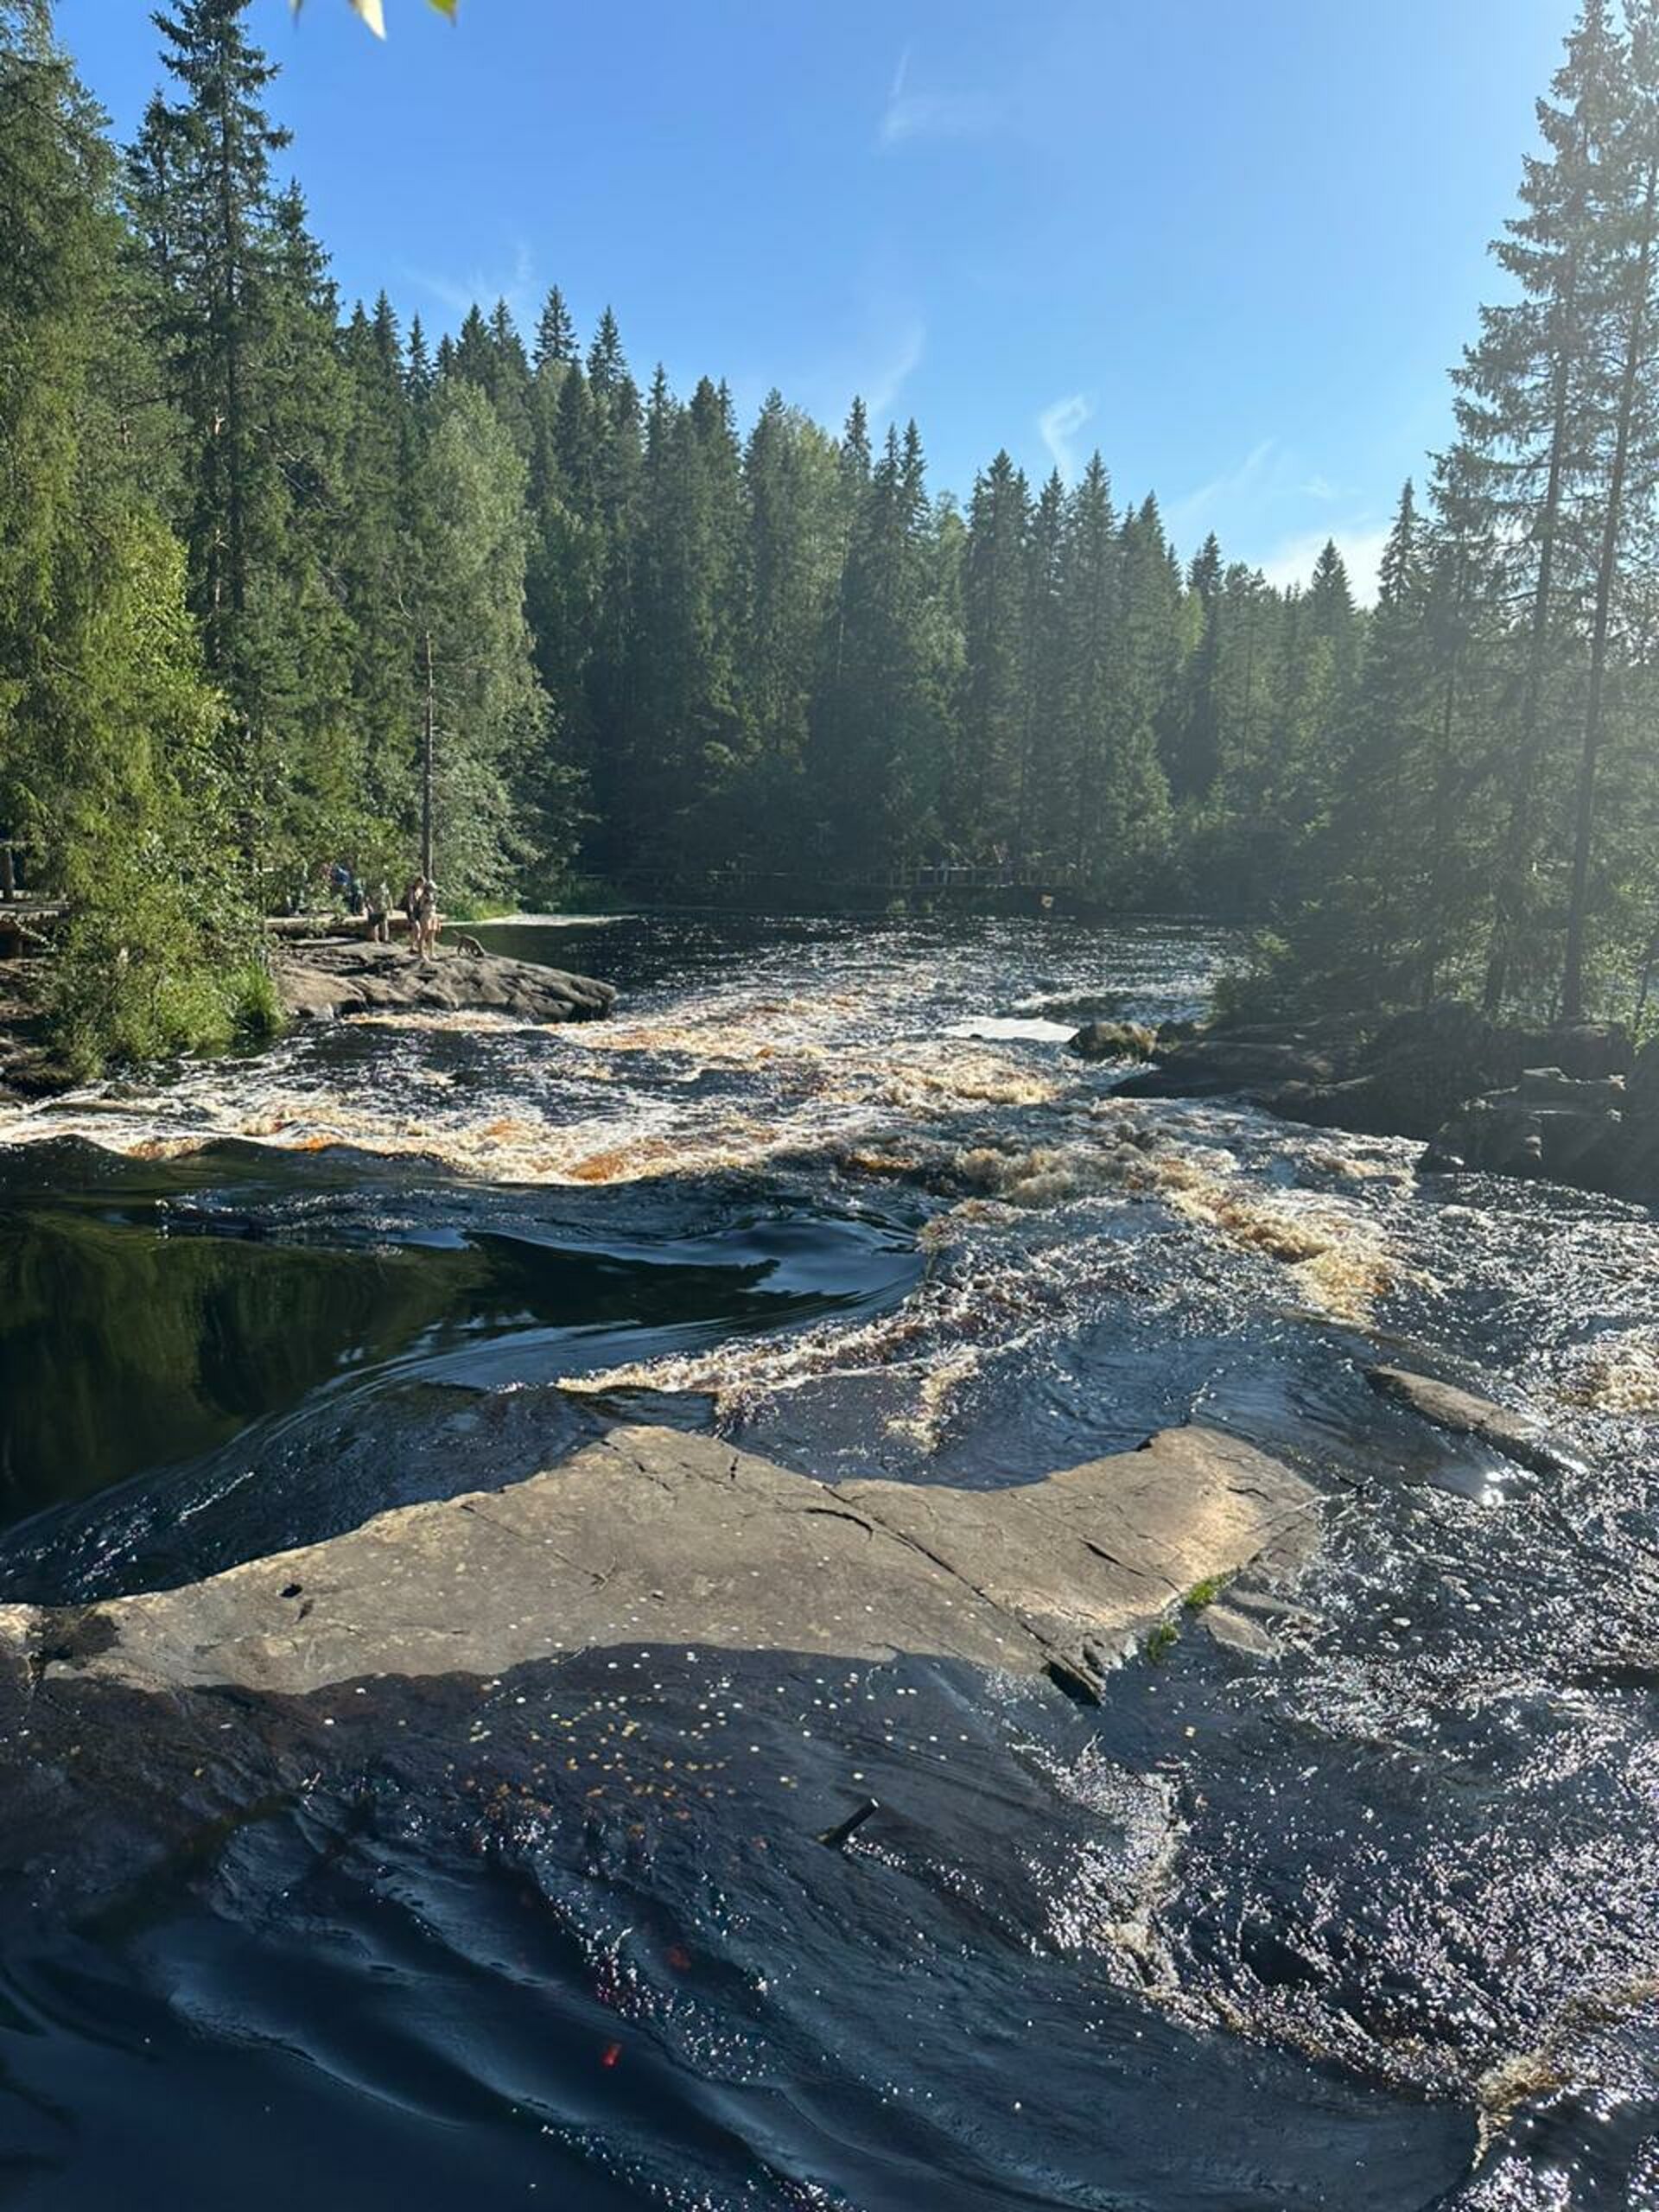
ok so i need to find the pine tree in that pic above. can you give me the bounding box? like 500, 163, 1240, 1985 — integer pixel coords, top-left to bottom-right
1560, 0, 1659, 1018
410, 383, 561, 901
809, 423, 945, 867
1294, 485, 1438, 997
127, 0, 359, 883
533, 283, 576, 372
1450, 0, 1628, 1009
339, 292, 418, 839
404, 310, 433, 404
1171, 532, 1225, 803
1020, 469, 1069, 861
1, 1, 261, 1071
957, 450, 1030, 851
742, 392, 841, 814
132, 0, 289, 677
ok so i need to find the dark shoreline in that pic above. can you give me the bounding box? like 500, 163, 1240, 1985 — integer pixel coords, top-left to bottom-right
1117, 998, 1659, 1209
0, 932, 618, 1106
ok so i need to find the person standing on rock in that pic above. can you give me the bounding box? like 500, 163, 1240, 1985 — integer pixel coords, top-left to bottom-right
403, 874, 441, 960
368, 879, 392, 944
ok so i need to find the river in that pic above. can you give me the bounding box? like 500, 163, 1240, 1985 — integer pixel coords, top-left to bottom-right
0, 912, 1656, 2209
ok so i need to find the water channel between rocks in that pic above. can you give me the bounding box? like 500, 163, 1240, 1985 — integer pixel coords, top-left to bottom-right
0, 912, 1656, 2210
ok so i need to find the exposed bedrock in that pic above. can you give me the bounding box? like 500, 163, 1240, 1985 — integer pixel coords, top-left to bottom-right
272, 937, 615, 1025
1066, 1019, 1157, 1062
1364, 1363, 1571, 1477
1118, 999, 1658, 1205
0, 1423, 1314, 1708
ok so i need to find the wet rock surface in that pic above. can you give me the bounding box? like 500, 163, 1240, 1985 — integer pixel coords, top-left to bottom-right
1066, 1018, 1156, 1061
0, 960, 66, 1098
274, 938, 615, 1025
0, 1421, 1315, 1704
6, 914, 1659, 2208
1364, 1363, 1568, 1476
1122, 999, 1659, 1205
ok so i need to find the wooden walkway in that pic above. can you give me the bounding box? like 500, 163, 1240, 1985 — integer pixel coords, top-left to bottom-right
0, 896, 68, 946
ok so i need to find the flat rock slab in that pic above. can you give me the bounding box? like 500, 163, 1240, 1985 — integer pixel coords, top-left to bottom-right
274, 939, 614, 1025
1365, 1365, 1567, 1476
0, 1424, 1314, 1703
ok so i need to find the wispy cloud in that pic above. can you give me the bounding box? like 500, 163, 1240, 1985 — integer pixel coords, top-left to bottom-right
404, 240, 539, 329
880, 44, 1002, 148
1261, 524, 1390, 606
783, 302, 925, 429
1167, 438, 1277, 533
1038, 391, 1094, 480
861, 314, 926, 418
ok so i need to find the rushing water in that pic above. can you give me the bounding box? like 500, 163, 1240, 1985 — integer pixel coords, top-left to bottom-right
1, 912, 1657, 2209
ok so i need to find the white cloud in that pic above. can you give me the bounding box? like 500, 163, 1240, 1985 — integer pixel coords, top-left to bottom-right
1167, 438, 1276, 533
1038, 391, 1094, 479
404, 240, 538, 330
880, 44, 1002, 147
1260, 524, 1390, 606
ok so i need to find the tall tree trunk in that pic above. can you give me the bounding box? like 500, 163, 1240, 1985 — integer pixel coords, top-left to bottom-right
421, 627, 435, 880
1421, 548, 1471, 1006
216, 54, 245, 635
1483, 217, 1585, 1014
1561, 161, 1656, 1022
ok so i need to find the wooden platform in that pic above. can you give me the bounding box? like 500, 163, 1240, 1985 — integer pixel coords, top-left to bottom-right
266, 911, 411, 941
0, 897, 68, 944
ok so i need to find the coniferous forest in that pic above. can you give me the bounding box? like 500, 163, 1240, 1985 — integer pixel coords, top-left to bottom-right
5, 0, 1659, 1068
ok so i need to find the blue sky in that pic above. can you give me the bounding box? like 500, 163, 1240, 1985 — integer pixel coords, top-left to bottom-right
61, 0, 1570, 598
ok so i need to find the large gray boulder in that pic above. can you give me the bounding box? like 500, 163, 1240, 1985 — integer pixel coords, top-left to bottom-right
1427, 1067, 1645, 1198
1115, 1036, 1335, 1100
0, 1423, 1315, 1707
273, 938, 614, 1025
1365, 1365, 1567, 1476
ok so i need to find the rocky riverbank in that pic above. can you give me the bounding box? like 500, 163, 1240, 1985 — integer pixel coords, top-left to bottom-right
0, 961, 63, 1098
1114, 1000, 1659, 1205
0, 935, 618, 1105
273, 937, 616, 1024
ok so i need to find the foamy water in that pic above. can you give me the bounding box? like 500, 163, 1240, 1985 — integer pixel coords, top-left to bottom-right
6, 912, 1659, 2208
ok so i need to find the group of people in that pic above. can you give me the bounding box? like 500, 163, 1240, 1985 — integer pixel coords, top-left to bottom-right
324, 860, 440, 957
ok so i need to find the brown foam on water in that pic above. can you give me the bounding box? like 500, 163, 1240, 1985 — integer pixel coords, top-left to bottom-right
0, 1013, 1071, 1189
0, 984, 1410, 1435
930, 1128, 1406, 1327
1554, 1329, 1659, 1414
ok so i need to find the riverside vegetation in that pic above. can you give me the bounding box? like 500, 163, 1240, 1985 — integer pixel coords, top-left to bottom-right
6, 0, 1659, 1076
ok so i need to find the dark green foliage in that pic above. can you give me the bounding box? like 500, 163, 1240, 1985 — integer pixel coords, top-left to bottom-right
0, 2, 263, 1075
9, 0, 1659, 1077
1256, 0, 1659, 1025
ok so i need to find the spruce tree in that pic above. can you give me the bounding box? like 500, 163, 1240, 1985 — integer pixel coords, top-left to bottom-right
410, 383, 561, 901
957, 450, 1030, 851
1020, 469, 1069, 861
533, 283, 577, 372
1450, 0, 1628, 1009
1560, 0, 1659, 1018
1, 0, 258, 1071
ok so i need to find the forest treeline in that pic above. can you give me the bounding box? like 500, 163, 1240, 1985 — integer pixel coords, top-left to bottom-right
3, 0, 1659, 1070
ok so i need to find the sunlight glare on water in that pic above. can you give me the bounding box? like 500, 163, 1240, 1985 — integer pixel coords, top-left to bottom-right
2, 913, 1657, 2209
